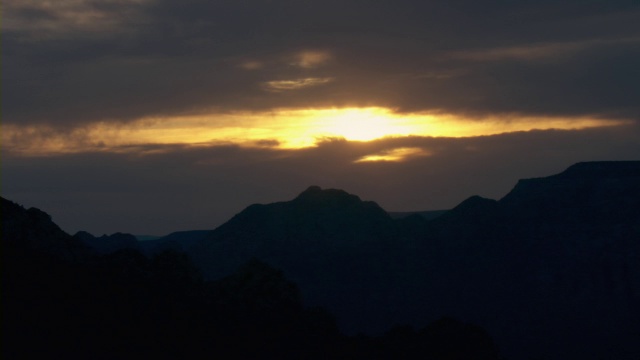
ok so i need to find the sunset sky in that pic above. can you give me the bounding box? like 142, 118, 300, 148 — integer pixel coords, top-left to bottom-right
3, 0, 640, 235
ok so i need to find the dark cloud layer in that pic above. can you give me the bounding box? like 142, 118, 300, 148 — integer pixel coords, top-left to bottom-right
3, 125, 639, 235
4, 0, 640, 126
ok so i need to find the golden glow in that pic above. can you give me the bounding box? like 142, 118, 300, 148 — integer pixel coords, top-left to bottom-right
2, 107, 629, 157
309, 108, 423, 141
355, 147, 431, 162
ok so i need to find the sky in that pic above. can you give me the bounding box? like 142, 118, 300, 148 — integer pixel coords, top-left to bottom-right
2, 0, 640, 235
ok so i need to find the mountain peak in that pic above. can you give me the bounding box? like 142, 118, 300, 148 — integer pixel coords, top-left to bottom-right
1, 197, 88, 260
498, 161, 640, 225
554, 161, 640, 179
302, 185, 322, 193
294, 186, 362, 206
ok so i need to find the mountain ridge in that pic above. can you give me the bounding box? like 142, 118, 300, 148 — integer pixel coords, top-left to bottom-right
2, 161, 639, 359
181, 161, 640, 359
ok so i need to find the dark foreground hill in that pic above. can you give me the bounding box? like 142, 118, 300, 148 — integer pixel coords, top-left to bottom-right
2, 197, 500, 359
183, 161, 640, 360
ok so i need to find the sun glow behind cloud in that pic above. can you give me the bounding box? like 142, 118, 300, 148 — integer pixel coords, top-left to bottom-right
355, 147, 432, 162
2, 107, 628, 159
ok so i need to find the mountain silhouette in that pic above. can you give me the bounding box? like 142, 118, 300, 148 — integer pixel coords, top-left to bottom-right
188, 185, 411, 332
139, 230, 212, 255
2, 195, 502, 359
74, 231, 140, 254
180, 161, 640, 359
387, 210, 448, 220
2, 161, 638, 359
1, 197, 89, 261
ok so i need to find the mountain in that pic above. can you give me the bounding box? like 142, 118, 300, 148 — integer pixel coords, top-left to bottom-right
1, 197, 89, 261
183, 161, 640, 360
139, 230, 212, 255
1, 195, 337, 359
490, 161, 640, 359
189, 185, 415, 332
404, 161, 640, 359
74, 231, 140, 254
387, 210, 448, 220
3, 161, 638, 359
498, 161, 640, 228
193, 185, 400, 274
2, 196, 501, 360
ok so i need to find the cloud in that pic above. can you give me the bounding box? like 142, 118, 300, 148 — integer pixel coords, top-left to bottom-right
3, 124, 639, 235
239, 60, 263, 70
3, 1, 640, 128
445, 37, 640, 62
254, 139, 281, 147
354, 147, 431, 162
291, 50, 332, 68
3, 107, 628, 157
262, 77, 335, 92
2, 0, 639, 248
3, 0, 151, 39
